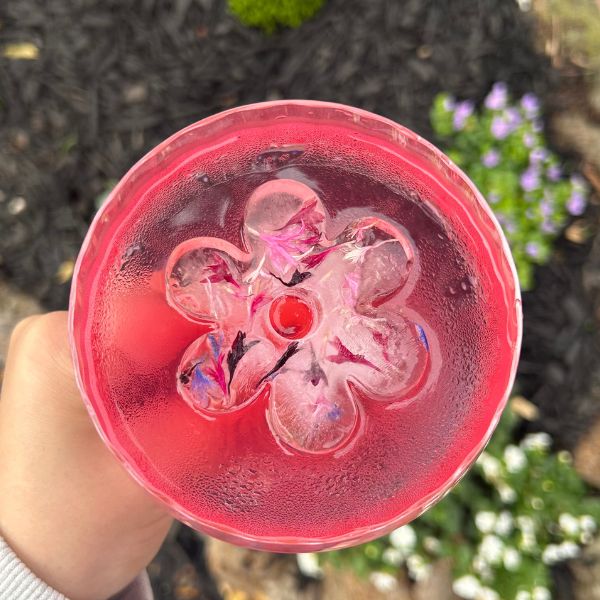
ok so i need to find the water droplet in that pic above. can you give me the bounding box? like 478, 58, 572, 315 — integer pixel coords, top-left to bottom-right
120, 242, 144, 270
195, 172, 211, 184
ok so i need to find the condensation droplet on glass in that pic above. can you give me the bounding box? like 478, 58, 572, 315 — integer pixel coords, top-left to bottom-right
195, 173, 211, 184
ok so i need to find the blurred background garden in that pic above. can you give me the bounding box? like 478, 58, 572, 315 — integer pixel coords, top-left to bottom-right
2, 1, 600, 599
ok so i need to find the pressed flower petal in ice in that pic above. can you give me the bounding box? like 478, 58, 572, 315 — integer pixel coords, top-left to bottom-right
327, 336, 379, 370
250, 291, 270, 316
260, 223, 313, 269
453, 100, 474, 131
168, 182, 427, 453
301, 245, 338, 269
484, 82, 508, 111
482, 149, 500, 168
281, 199, 324, 230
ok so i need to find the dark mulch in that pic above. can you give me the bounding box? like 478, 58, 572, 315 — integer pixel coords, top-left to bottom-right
520, 208, 600, 449
0, 0, 552, 309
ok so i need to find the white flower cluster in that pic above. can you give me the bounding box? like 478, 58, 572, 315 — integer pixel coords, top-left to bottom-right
454, 575, 551, 600
516, 587, 551, 600
389, 524, 416, 554
366, 424, 599, 600
504, 445, 527, 473
542, 541, 580, 564
516, 515, 537, 552
296, 553, 323, 578
481, 511, 512, 536
520, 432, 551, 452
452, 574, 499, 600
476, 452, 517, 504
385, 525, 430, 582
369, 571, 398, 593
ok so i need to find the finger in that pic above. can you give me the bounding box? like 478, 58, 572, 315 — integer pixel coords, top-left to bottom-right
3, 311, 87, 417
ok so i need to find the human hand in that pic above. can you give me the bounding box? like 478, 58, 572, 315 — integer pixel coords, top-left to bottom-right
0, 312, 172, 600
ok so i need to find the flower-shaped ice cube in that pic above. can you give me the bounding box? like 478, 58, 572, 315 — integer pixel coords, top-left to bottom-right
166, 179, 430, 454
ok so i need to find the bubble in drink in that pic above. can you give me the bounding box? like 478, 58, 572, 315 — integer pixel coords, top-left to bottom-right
70, 101, 521, 551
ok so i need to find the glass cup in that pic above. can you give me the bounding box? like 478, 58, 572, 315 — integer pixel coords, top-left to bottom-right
69, 101, 521, 552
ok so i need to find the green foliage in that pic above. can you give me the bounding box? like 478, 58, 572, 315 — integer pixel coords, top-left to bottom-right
227, 0, 325, 34
430, 83, 589, 290
316, 408, 600, 600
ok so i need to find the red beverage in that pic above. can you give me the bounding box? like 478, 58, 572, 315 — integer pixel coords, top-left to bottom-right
70, 101, 521, 551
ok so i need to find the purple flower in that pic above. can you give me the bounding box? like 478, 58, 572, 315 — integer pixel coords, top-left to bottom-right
453, 100, 474, 130
530, 147, 548, 164
506, 221, 516, 234
567, 191, 586, 215
506, 107, 522, 129
532, 119, 543, 133
525, 208, 536, 219
491, 116, 512, 139
520, 167, 540, 192
523, 132, 536, 148
526, 242, 541, 258
521, 93, 540, 118
485, 82, 508, 110
546, 164, 562, 181
542, 220, 557, 234
540, 198, 554, 217
443, 96, 456, 112
488, 192, 500, 205
491, 108, 521, 139
482, 149, 500, 168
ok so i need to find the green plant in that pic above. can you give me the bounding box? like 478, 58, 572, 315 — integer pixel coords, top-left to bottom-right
430, 83, 589, 290
313, 407, 600, 600
227, 0, 325, 34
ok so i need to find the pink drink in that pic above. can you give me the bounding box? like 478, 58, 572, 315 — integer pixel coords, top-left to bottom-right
70, 101, 521, 552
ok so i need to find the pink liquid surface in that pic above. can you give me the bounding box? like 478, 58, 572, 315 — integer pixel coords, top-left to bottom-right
70, 102, 520, 551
